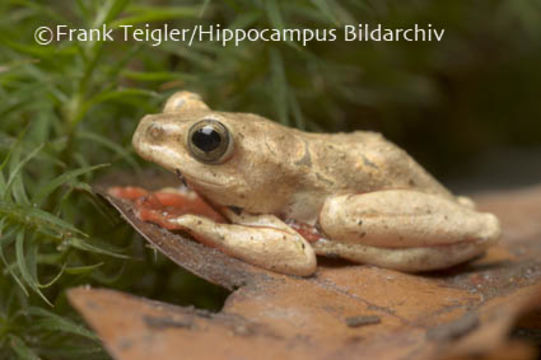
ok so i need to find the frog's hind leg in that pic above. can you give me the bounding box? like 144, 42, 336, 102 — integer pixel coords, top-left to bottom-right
167, 212, 316, 276
316, 190, 501, 271
312, 240, 490, 272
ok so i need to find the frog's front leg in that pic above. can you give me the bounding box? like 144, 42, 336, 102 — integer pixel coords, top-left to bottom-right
167, 212, 316, 276
316, 190, 501, 271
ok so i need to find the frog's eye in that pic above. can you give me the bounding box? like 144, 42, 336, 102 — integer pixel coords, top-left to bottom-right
187, 119, 233, 164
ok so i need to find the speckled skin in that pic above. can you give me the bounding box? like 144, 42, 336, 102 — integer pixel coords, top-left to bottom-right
132, 91, 501, 276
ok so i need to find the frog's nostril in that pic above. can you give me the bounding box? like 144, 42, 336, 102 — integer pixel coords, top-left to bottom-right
147, 124, 165, 141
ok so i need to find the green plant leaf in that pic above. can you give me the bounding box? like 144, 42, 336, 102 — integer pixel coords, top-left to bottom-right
122, 70, 191, 82
33, 164, 109, 205
75, 88, 157, 124
7, 335, 40, 360
37, 262, 66, 289
265, 0, 285, 29
8, 0, 69, 23
67, 237, 129, 259
310, 0, 339, 25
111, 5, 200, 26
199, 0, 212, 17
76, 131, 138, 169
65, 262, 104, 275
15, 231, 52, 305
5, 144, 44, 204
0, 224, 29, 296
28, 307, 98, 340
0, 200, 87, 238
93, 0, 131, 27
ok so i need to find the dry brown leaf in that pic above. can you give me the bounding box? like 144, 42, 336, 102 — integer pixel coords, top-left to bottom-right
68, 175, 541, 360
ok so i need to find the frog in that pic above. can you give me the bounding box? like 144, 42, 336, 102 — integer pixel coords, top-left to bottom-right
131, 91, 501, 276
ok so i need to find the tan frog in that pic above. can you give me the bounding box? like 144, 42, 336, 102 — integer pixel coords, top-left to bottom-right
132, 91, 501, 276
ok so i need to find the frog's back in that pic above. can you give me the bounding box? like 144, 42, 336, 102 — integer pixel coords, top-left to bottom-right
302, 130, 454, 199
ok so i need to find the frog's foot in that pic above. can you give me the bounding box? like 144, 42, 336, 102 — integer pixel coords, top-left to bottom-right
317, 190, 501, 271
167, 213, 317, 277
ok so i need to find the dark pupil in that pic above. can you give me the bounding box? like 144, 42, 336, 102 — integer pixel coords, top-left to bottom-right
191, 125, 222, 152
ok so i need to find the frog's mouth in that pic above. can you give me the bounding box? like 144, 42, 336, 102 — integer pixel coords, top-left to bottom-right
175, 169, 188, 187
174, 168, 223, 209
174, 168, 221, 189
